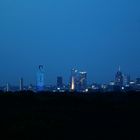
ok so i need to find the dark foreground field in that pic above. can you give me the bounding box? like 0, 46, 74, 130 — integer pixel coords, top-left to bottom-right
0, 91, 140, 140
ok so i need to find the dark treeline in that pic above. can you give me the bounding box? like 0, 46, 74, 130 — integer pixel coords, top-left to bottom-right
0, 91, 140, 139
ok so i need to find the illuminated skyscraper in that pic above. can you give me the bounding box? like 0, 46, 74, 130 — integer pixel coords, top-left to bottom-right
37, 65, 45, 91
70, 68, 78, 91
19, 78, 24, 91
115, 67, 123, 87
71, 76, 75, 91
78, 72, 87, 91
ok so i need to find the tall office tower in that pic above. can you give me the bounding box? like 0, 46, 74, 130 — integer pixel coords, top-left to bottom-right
37, 65, 45, 91
123, 74, 130, 86
78, 72, 87, 91
6, 83, 9, 92
70, 68, 78, 91
71, 77, 75, 90
115, 67, 124, 87
57, 76, 63, 88
19, 78, 24, 91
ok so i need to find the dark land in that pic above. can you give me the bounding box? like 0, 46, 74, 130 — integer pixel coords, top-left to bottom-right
0, 91, 140, 140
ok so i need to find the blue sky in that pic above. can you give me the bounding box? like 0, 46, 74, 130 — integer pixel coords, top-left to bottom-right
0, 0, 140, 85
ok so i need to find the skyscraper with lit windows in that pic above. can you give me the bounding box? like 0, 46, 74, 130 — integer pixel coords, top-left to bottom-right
78, 72, 87, 91
70, 68, 78, 91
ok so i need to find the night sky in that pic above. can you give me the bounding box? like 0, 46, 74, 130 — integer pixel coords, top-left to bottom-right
0, 0, 140, 86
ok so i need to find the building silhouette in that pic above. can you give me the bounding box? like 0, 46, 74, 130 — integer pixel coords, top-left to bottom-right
19, 78, 24, 91
78, 72, 87, 91
135, 78, 140, 91
57, 77, 63, 88
136, 78, 140, 85
6, 83, 9, 92
70, 68, 78, 91
123, 74, 130, 87
115, 67, 123, 88
37, 65, 45, 91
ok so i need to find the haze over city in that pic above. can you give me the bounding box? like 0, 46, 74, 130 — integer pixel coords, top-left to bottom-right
0, 0, 140, 85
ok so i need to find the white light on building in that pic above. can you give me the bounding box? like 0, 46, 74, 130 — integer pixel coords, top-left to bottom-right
71, 77, 75, 90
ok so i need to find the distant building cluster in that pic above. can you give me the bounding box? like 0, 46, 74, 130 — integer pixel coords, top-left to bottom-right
70, 68, 87, 92
1, 65, 140, 93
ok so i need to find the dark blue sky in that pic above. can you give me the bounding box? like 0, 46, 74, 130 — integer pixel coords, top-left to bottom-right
0, 0, 140, 86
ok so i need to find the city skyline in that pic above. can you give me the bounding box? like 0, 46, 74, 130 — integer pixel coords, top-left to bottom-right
0, 1, 140, 139
0, 65, 139, 87
1, 65, 140, 93
0, 0, 140, 85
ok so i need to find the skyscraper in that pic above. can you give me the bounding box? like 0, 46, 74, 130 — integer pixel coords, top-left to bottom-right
115, 67, 123, 87
78, 72, 87, 91
123, 74, 130, 86
71, 76, 75, 91
19, 78, 24, 91
6, 83, 9, 92
70, 68, 78, 91
37, 65, 45, 91
57, 76, 63, 88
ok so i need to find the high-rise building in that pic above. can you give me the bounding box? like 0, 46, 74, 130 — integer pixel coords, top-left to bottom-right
37, 65, 45, 91
19, 78, 24, 91
57, 76, 63, 88
78, 72, 87, 91
123, 74, 130, 86
115, 67, 123, 87
71, 76, 75, 91
6, 83, 9, 92
70, 68, 78, 91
